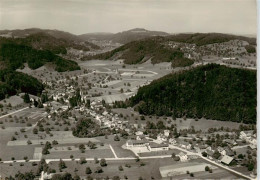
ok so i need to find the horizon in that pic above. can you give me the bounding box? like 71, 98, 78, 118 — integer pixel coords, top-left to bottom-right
0, 0, 257, 36
0, 27, 257, 38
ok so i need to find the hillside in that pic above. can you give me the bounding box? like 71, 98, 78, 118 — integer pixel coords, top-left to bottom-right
130, 64, 256, 124
79, 28, 169, 44
0, 28, 99, 50
82, 37, 194, 68
167, 33, 256, 46
0, 69, 44, 100
82, 33, 256, 68
0, 42, 80, 72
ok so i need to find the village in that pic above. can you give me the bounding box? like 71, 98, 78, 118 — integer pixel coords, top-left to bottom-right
0, 59, 256, 179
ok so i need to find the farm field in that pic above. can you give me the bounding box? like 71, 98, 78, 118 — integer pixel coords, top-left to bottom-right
111, 108, 242, 131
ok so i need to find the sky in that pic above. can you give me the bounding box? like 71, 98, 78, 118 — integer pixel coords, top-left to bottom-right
0, 0, 257, 35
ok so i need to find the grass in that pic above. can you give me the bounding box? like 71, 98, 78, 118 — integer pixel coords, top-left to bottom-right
138, 149, 181, 157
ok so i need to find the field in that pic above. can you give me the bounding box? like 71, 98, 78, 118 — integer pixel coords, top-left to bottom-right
0, 157, 243, 180
138, 149, 181, 157
111, 108, 242, 131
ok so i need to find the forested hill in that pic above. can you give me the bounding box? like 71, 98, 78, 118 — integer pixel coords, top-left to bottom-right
0, 42, 80, 72
130, 64, 256, 124
0, 28, 100, 50
167, 33, 256, 46
83, 37, 194, 68
0, 69, 44, 100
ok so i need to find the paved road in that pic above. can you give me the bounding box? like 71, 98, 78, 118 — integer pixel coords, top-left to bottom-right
0, 107, 29, 119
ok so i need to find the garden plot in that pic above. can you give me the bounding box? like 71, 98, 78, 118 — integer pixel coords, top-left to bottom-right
159, 162, 217, 177
33, 147, 42, 160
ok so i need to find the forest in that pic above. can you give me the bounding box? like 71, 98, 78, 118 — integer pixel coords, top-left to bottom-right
0, 43, 80, 72
130, 64, 256, 124
0, 69, 44, 100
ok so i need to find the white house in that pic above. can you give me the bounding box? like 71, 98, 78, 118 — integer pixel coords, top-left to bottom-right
164, 130, 170, 137
177, 152, 188, 162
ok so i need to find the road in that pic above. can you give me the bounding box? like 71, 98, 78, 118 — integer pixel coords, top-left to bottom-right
169, 145, 252, 180
0, 145, 252, 180
0, 107, 29, 119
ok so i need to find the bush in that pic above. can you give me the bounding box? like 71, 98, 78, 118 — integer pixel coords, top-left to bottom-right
119, 165, 124, 171
100, 159, 107, 167
205, 166, 210, 171
86, 167, 92, 174
95, 167, 103, 173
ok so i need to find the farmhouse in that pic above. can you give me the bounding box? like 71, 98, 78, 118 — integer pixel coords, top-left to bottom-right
148, 142, 169, 152
177, 152, 188, 162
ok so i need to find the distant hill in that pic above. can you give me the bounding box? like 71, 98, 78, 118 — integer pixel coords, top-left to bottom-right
130, 64, 256, 124
83, 32, 256, 67
79, 28, 169, 44
82, 37, 194, 68
0, 41, 80, 72
0, 28, 99, 50
166, 33, 256, 46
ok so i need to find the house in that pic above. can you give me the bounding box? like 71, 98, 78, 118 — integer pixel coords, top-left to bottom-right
180, 141, 190, 149
220, 155, 234, 165
224, 147, 234, 156
148, 142, 169, 152
169, 138, 176, 145
157, 134, 167, 142
217, 147, 226, 156
206, 149, 214, 159
40, 171, 53, 180
126, 140, 149, 148
135, 131, 144, 136
164, 130, 170, 137
224, 139, 237, 146
177, 152, 188, 162
136, 135, 146, 141
249, 144, 257, 150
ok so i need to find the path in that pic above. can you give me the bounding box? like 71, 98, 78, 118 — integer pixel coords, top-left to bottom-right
0, 107, 29, 119
109, 144, 118, 159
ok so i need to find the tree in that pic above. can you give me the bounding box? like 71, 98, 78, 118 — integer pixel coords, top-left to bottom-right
33, 128, 38, 134
118, 165, 124, 171
174, 156, 180, 161
86, 167, 92, 174
95, 167, 103, 173
171, 153, 176, 158
59, 159, 66, 170
23, 93, 30, 103
202, 152, 207, 157
80, 157, 87, 164
100, 159, 107, 167
87, 141, 96, 149
79, 144, 85, 153
205, 166, 210, 171
114, 135, 120, 141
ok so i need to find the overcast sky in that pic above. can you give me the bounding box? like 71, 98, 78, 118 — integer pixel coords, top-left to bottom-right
0, 0, 257, 35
